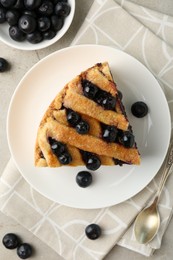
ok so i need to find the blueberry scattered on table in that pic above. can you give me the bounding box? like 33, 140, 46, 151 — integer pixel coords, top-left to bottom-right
85, 224, 102, 240
2, 233, 33, 259
2, 233, 20, 249
0, 57, 9, 72
0, 0, 71, 44
76, 171, 92, 188
131, 101, 148, 118
17, 243, 32, 259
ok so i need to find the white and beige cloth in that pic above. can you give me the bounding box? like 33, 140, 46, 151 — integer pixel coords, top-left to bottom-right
1, 0, 173, 259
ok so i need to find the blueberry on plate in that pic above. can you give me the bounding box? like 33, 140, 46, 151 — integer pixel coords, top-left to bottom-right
2, 233, 20, 249
85, 224, 102, 240
131, 101, 148, 118
17, 243, 32, 259
76, 171, 92, 188
0, 57, 9, 72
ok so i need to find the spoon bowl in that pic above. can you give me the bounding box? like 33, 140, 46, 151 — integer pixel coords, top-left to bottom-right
134, 198, 160, 244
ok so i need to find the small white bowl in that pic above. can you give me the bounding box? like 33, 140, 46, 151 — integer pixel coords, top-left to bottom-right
0, 0, 75, 51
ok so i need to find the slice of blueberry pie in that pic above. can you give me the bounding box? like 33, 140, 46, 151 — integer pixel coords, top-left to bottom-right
35, 62, 140, 170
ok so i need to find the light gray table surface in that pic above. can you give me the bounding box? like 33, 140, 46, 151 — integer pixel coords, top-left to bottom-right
1, 0, 173, 259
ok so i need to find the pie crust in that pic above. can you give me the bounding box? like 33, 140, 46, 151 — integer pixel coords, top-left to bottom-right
35, 62, 140, 168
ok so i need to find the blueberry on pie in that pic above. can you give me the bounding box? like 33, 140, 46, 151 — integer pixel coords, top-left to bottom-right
35, 62, 140, 169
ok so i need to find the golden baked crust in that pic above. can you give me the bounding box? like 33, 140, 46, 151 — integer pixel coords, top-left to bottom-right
35, 62, 140, 168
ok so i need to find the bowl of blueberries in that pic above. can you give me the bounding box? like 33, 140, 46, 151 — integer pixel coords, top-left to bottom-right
0, 0, 75, 50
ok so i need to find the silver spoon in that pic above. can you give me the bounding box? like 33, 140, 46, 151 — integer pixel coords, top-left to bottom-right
134, 140, 173, 244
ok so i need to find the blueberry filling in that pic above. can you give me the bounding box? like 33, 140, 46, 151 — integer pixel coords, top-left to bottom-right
39, 151, 45, 159
102, 125, 118, 143
101, 125, 135, 148
58, 152, 72, 165
117, 90, 123, 100
48, 137, 72, 164
81, 150, 101, 171
66, 109, 81, 126
113, 158, 129, 166
66, 109, 90, 135
82, 79, 116, 111
49, 137, 66, 156
82, 80, 98, 99
118, 131, 135, 148
95, 91, 116, 110
75, 120, 90, 135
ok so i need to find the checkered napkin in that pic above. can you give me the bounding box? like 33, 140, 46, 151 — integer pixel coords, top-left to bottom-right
1, 0, 173, 259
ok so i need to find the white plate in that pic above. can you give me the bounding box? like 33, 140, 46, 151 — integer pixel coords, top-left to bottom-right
7, 45, 171, 209
0, 0, 75, 51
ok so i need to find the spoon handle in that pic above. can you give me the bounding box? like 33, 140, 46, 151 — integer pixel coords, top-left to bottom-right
156, 140, 173, 202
